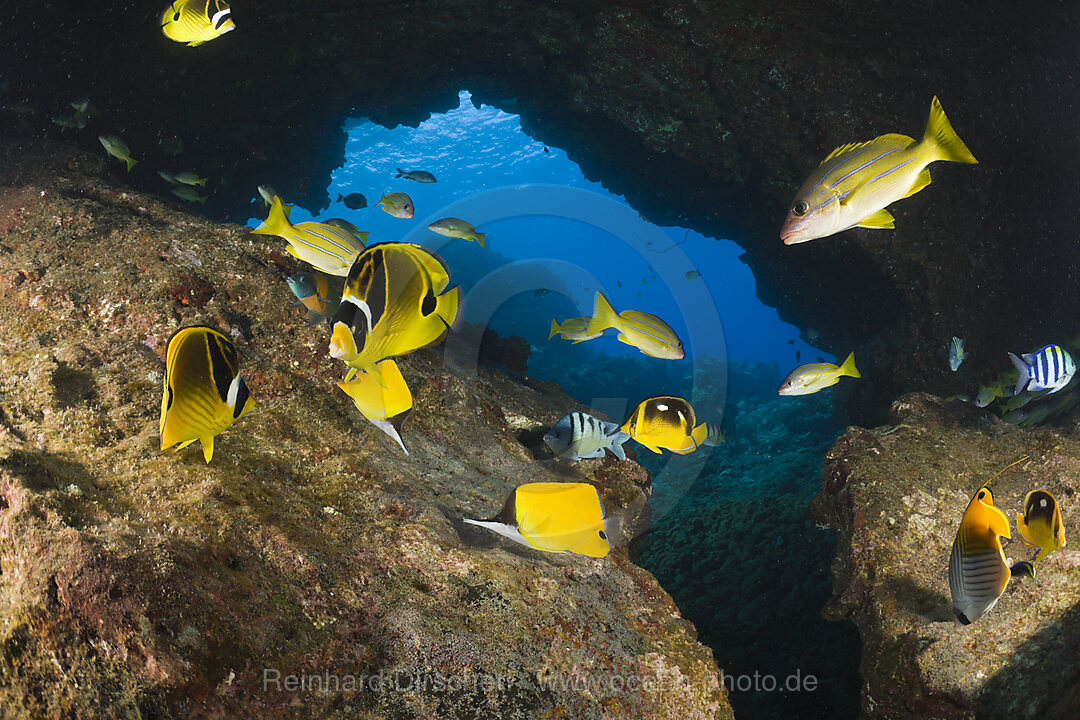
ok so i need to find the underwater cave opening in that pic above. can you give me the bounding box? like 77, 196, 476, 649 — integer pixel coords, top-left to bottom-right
247, 89, 858, 719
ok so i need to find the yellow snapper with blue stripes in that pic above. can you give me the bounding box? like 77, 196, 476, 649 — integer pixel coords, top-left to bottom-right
974, 381, 1005, 408
160, 0, 235, 47
1017, 490, 1066, 566
778, 353, 860, 396
1008, 344, 1076, 395
549, 316, 603, 344
949, 484, 1014, 625
948, 336, 967, 371
329, 242, 461, 383
251, 196, 366, 276
99, 135, 137, 172
377, 192, 414, 219
159, 326, 253, 463
174, 171, 207, 187
585, 292, 684, 360
428, 218, 485, 248
781, 97, 977, 244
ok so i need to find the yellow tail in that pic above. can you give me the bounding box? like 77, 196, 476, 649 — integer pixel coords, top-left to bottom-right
251, 196, 292, 236
691, 423, 708, 447
475, 232, 486, 249
124, 157, 138, 172
923, 96, 978, 164
548, 318, 561, 340
585, 292, 620, 336
839, 352, 860, 379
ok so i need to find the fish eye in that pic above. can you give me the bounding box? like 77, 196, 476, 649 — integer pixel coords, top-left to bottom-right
793, 200, 809, 216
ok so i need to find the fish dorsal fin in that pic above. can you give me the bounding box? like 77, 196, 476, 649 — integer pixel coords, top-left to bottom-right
818, 134, 916, 166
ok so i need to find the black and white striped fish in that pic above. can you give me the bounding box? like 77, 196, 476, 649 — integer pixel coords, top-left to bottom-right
948, 485, 1012, 625
543, 412, 630, 461
1008, 344, 1076, 395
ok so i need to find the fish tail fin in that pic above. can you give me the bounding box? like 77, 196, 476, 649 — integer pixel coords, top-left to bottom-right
691, 422, 709, 447
839, 352, 861, 379
1008, 352, 1030, 395
395, 169, 405, 178
124, 157, 138, 172
251, 195, 291, 236
195, 177, 207, 187
476, 232, 486, 248
436, 286, 462, 330
337, 194, 344, 202
922, 96, 978, 164
585, 292, 620, 336
548, 318, 561, 340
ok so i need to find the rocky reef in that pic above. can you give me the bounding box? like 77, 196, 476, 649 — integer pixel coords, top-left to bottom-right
5, 1, 1077, 423
813, 392, 1080, 719
0, 139, 731, 719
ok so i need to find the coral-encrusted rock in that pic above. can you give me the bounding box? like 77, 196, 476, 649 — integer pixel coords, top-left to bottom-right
812, 392, 1080, 719
0, 140, 731, 719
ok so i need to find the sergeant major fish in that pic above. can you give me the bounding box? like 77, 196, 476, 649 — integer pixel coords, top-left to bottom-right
1008, 344, 1076, 395
781, 97, 978, 244
543, 412, 630, 461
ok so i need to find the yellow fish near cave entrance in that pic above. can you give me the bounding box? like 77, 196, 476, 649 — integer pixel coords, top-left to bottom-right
251, 196, 366, 276
161, 0, 236, 47
781, 97, 977, 245
159, 326, 254, 463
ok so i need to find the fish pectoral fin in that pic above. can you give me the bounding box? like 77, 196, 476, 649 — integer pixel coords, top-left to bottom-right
902, 168, 933, 198
854, 209, 895, 230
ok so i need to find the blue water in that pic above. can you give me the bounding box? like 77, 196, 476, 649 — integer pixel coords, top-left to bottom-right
247, 90, 826, 377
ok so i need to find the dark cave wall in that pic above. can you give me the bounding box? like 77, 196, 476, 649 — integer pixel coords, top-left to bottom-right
3, 0, 1079, 422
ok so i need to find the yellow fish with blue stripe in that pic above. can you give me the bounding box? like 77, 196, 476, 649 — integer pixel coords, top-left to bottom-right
621, 396, 707, 455
377, 192, 414, 219
585, 292, 684, 360
160, 0, 236, 47
329, 242, 461, 383
251, 196, 366, 276
159, 326, 253, 463
464, 482, 617, 557
337, 358, 413, 454
549, 316, 603, 344
778, 353, 860, 395
1017, 489, 1066, 566
949, 484, 1019, 625
781, 97, 977, 244
99, 135, 138, 172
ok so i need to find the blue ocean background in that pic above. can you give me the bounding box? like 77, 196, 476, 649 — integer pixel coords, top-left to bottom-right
247, 89, 859, 719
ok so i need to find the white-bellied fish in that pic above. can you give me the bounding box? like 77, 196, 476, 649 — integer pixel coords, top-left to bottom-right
949, 484, 1012, 625
159, 326, 253, 463
171, 186, 207, 204
396, 168, 436, 183
258, 185, 277, 207
1017, 489, 1066, 565
949, 336, 967, 371
585, 292, 684, 360
700, 422, 725, 447
161, 0, 235, 47
778, 353, 860, 396
337, 358, 412, 454
428, 218, 485, 248
549, 316, 603, 344
1008, 344, 1076, 395
174, 171, 207, 186
463, 482, 616, 558
543, 412, 630, 461
250, 196, 365, 276
99, 135, 137, 172
329, 242, 461, 383
621, 396, 707, 455
286, 272, 343, 326
781, 97, 977, 244
378, 192, 414, 219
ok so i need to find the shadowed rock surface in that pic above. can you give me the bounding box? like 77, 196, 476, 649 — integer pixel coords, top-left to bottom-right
813, 393, 1080, 719
3, 1, 1078, 423
0, 139, 731, 719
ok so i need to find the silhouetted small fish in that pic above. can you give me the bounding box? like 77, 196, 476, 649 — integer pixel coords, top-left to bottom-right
337, 192, 367, 209
685, 270, 701, 281
795, 351, 801, 361
788, 339, 795, 345
534, 289, 549, 297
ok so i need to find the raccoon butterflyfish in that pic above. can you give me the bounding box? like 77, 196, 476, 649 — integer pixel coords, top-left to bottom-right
948, 484, 1013, 625
286, 272, 343, 326
329, 242, 461, 383
1017, 489, 1066, 565
160, 0, 235, 47
463, 482, 617, 558
159, 326, 253, 463
584, 292, 684, 360
337, 358, 412, 454
250, 196, 365, 276
620, 396, 707, 455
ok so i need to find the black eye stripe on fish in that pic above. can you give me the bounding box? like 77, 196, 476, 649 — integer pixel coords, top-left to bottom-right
206, 334, 236, 403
